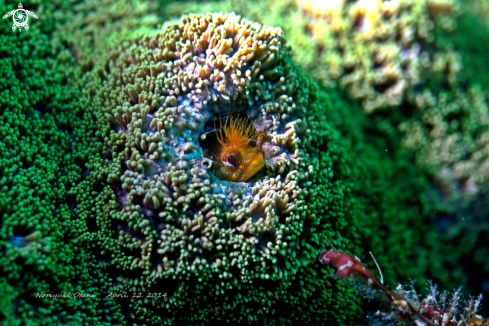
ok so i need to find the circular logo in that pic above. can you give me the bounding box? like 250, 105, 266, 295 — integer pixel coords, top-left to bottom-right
13, 9, 27, 27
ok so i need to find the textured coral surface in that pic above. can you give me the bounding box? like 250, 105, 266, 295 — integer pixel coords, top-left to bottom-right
70, 12, 366, 325
165, 0, 461, 112
1, 0, 488, 325
163, 2, 489, 309
162, 0, 489, 210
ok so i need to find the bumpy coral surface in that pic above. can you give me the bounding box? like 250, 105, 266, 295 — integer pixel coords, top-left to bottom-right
2, 0, 488, 324
0, 1, 116, 324
162, 0, 489, 205
161, 5, 489, 301
400, 87, 489, 207
164, 0, 460, 113
72, 12, 362, 324
0, 0, 164, 324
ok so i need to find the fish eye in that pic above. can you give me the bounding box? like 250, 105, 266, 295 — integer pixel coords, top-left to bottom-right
223, 152, 241, 168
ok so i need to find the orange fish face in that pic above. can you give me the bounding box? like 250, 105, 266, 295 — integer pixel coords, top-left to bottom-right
217, 146, 265, 182
212, 115, 265, 182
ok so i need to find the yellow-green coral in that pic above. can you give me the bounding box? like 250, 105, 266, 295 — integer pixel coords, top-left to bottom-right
164, 0, 460, 112
36, 0, 161, 63
162, 0, 489, 215
400, 86, 489, 207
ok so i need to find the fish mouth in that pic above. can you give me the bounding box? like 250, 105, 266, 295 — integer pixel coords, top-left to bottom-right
239, 150, 266, 182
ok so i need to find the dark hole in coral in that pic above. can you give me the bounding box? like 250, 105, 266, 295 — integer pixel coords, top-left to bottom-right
432, 214, 453, 233
80, 167, 89, 180
411, 83, 426, 95
275, 252, 286, 269
350, 11, 364, 31
92, 244, 112, 264
110, 124, 124, 134
373, 59, 384, 69
13, 297, 23, 314
398, 101, 414, 118
66, 193, 77, 211
425, 122, 434, 133
343, 64, 355, 74
33, 103, 45, 117
445, 112, 461, 124
104, 60, 111, 77
105, 263, 123, 287
12, 226, 34, 238
199, 112, 245, 156
372, 78, 398, 94
81, 59, 94, 73
86, 216, 98, 233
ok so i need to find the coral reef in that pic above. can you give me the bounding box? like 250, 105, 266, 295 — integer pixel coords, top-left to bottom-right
0, 1, 110, 323
71, 12, 363, 325
36, 0, 160, 63
315, 86, 467, 292
293, 0, 460, 113
161, 0, 489, 208
164, 0, 460, 113
395, 7, 489, 303
162, 1, 489, 302
391, 4, 489, 211
1, 0, 488, 324
400, 87, 489, 208
0, 0, 161, 324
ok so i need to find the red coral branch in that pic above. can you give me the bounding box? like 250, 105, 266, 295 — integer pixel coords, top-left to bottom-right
319, 250, 436, 325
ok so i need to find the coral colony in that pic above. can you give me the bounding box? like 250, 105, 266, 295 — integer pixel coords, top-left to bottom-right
165, 0, 489, 211
73, 12, 344, 324
0, 0, 488, 325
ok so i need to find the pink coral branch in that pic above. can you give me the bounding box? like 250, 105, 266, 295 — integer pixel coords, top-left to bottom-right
319, 250, 435, 325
